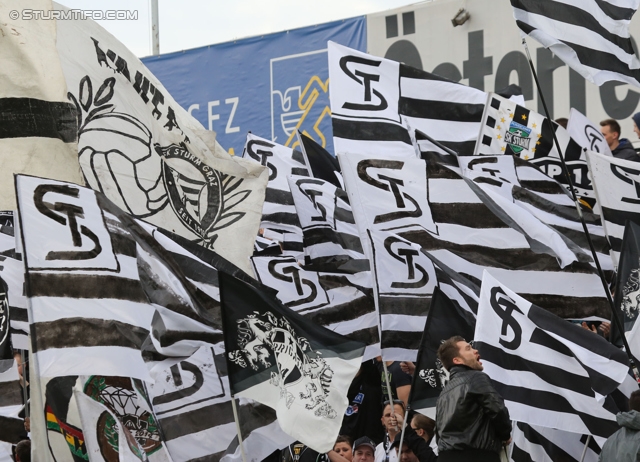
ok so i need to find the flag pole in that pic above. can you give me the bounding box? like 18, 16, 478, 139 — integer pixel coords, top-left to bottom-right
579, 435, 591, 462
381, 361, 399, 432
230, 396, 248, 462
396, 405, 409, 462
522, 38, 640, 377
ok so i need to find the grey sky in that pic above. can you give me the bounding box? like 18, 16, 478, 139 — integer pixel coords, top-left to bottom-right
56, 0, 421, 57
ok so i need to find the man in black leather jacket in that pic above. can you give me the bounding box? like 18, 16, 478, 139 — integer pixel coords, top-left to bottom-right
435, 336, 511, 462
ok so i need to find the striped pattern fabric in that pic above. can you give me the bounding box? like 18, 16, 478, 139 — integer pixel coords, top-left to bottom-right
251, 255, 379, 358
287, 176, 369, 274
512, 0, 640, 88
328, 41, 485, 158
402, 153, 610, 320
0, 360, 24, 448
476, 271, 629, 444
510, 422, 601, 462
475, 93, 594, 202
587, 149, 640, 266
241, 133, 308, 258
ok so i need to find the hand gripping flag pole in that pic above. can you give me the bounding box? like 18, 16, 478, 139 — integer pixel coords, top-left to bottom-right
521, 38, 640, 380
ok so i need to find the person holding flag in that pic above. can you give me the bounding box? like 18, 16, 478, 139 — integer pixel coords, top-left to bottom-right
435, 336, 512, 462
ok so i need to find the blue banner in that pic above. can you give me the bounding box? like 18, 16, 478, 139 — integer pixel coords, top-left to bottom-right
143, 17, 366, 156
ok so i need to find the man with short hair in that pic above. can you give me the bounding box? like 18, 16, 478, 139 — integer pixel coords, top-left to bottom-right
15, 440, 30, 462
410, 414, 435, 444
599, 389, 640, 461
375, 400, 405, 462
600, 118, 639, 161
352, 437, 376, 462
435, 336, 512, 462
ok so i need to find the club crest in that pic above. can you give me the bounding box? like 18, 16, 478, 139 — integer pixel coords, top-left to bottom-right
622, 261, 640, 321
504, 121, 531, 154
228, 311, 337, 418
84, 376, 161, 460
418, 358, 449, 389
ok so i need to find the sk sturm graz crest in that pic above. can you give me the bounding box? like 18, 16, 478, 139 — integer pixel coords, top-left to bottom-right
83, 376, 162, 460
504, 121, 532, 154
228, 311, 337, 418
71, 74, 251, 250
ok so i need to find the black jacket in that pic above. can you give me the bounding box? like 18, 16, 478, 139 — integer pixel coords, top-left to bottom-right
392, 426, 437, 462
435, 366, 511, 461
612, 139, 640, 162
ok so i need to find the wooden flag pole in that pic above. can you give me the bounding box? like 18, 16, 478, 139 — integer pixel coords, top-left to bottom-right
395, 404, 410, 462
522, 37, 640, 378
230, 396, 248, 462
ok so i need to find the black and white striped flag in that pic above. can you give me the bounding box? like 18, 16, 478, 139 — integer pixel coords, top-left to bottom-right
510, 422, 601, 462
0, 360, 24, 458
476, 270, 630, 444
475, 93, 594, 201
241, 133, 309, 236
287, 175, 368, 274
587, 149, 640, 266
328, 41, 485, 158
297, 131, 343, 189
250, 255, 379, 357
402, 153, 610, 320
511, 0, 640, 88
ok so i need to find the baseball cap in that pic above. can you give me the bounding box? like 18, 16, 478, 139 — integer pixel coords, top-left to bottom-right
353, 436, 376, 452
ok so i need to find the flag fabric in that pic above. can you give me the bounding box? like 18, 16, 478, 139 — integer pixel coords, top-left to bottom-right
241, 133, 309, 236
511, 0, 640, 88
328, 41, 486, 158
409, 287, 475, 419
476, 270, 630, 443
475, 93, 594, 202
297, 131, 343, 189
0, 0, 84, 211
509, 421, 601, 462
147, 345, 292, 462
403, 152, 610, 319
250, 255, 379, 357
458, 155, 612, 272
254, 234, 282, 256
287, 175, 369, 273
0, 255, 29, 351
613, 221, 640, 352
368, 231, 437, 360
587, 149, 640, 266
220, 271, 365, 453
567, 108, 612, 157
55, 5, 268, 274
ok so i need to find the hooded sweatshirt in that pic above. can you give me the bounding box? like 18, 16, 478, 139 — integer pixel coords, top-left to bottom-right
599, 410, 640, 461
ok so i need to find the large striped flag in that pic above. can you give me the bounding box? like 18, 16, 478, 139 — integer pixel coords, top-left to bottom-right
328, 41, 486, 158
475, 93, 594, 202
511, 0, 640, 88
286, 175, 369, 273
403, 152, 610, 319
0, 360, 24, 461
476, 270, 630, 444
509, 422, 601, 462
297, 132, 343, 189
0, 255, 29, 351
587, 149, 640, 266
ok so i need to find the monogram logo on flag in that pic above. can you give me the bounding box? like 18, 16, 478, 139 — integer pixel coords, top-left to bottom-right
339, 55, 387, 112
245, 139, 277, 181
228, 311, 337, 418
358, 159, 421, 224
384, 236, 429, 289
21, 177, 118, 271
611, 163, 640, 205
585, 125, 605, 152
267, 259, 329, 309
490, 286, 523, 350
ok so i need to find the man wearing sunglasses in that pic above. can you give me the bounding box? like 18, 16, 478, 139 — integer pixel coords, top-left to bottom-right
435, 336, 511, 462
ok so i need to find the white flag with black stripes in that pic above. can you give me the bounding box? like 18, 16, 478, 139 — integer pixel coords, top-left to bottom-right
511, 0, 640, 88
476, 270, 630, 444
328, 41, 486, 158
587, 149, 640, 266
